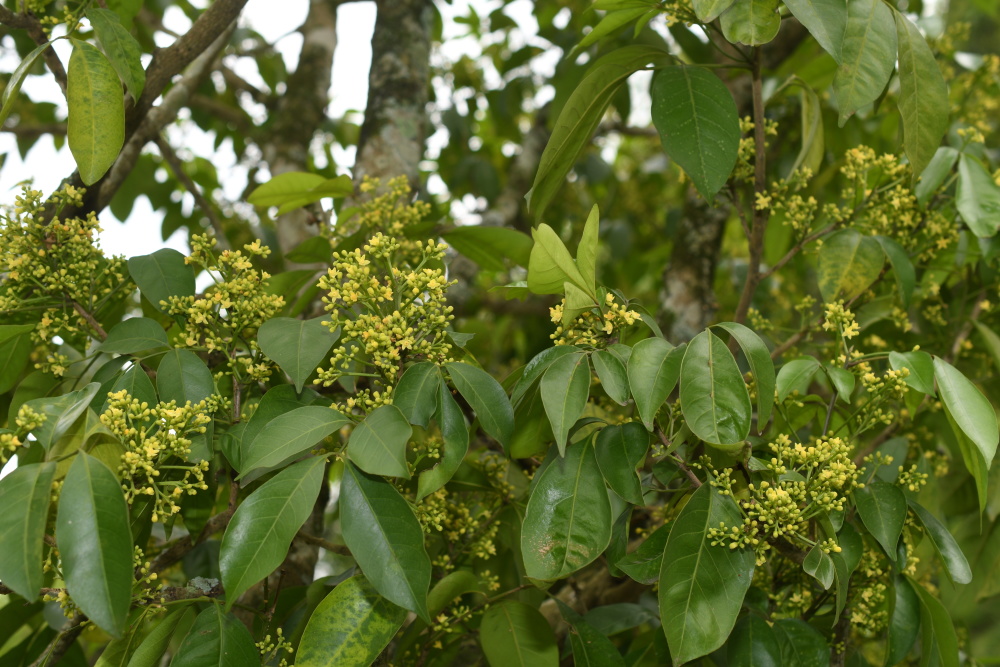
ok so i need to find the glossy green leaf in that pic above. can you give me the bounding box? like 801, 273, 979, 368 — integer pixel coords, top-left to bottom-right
127, 249, 196, 312
595, 422, 648, 505
87, 9, 145, 99
416, 381, 470, 500
888, 350, 935, 396
511, 346, 581, 406
521, 437, 612, 580
247, 172, 353, 214
170, 606, 258, 667
480, 601, 559, 667
615, 522, 670, 584
825, 365, 855, 403
956, 153, 1000, 237
907, 500, 972, 585
220, 457, 326, 610
56, 453, 132, 638
156, 349, 214, 406
0, 324, 35, 394
67, 40, 124, 185
446, 361, 514, 447
771, 619, 829, 666
540, 352, 590, 455
558, 601, 626, 667
659, 483, 755, 664
817, 229, 884, 302
873, 236, 915, 308
713, 321, 776, 430
0, 462, 55, 599
126, 607, 194, 667
0, 41, 54, 128
25, 382, 101, 450
296, 575, 407, 667
719, 0, 781, 46
627, 337, 682, 431
776, 357, 821, 402
910, 577, 960, 667
833, 0, 896, 125
577, 204, 600, 296
592, 349, 629, 405
258, 317, 340, 392
782, 0, 847, 61
915, 146, 959, 205
241, 405, 352, 474
347, 404, 412, 478
894, 12, 949, 178
99, 318, 170, 355
854, 481, 906, 563
427, 570, 483, 617
680, 330, 751, 449
650, 65, 740, 200
944, 401, 989, 514
442, 226, 533, 270
727, 614, 781, 667
886, 576, 919, 666
340, 462, 431, 621
691, 0, 737, 21
527, 223, 589, 296
393, 362, 442, 427
934, 357, 999, 467
803, 545, 835, 589
528, 45, 672, 217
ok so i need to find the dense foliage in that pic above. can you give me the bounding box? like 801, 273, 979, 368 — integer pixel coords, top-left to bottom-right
1, 0, 1000, 665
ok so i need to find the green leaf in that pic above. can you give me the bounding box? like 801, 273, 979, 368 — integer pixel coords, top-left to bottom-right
512, 346, 581, 406
894, 12, 949, 178
171, 606, 258, 667
527, 223, 590, 296
680, 330, 751, 449
0, 40, 54, 129
446, 361, 514, 448
592, 349, 629, 405
789, 83, 825, 176
25, 382, 101, 450
776, 357, 820, 402
727, 614, 781, 667
126, 607, 194, 667
558, 601, 626, 667
719, 0, 781, 46
106, 0, 142, 27
615, 522, 670, 584
570, 7, 651, 57
956, 153, 1000, 237
99, 318, 170, 355
577, 204, 600, 296
443, 226, 533, 270
0, 324, 38, 394
713, 322, 776, 430
888, 350, 935, 396
480, 601, 559, 667
247, 172, 354, 214
782, 0, 847, 61
427, 570, 482, 618
527, 45, 671, 217
817, 229, 884, 302
854, 481, 906, 563
803, 545, 835, 589
341, 463, 431, 621
650, 65, 741, 200
691, 0, 737, 21
915, 146, 959, 205
934, 357, 999, 467
540, 352, 591, 455
909, 577, 960, 667
347, 404, 413, 478
833, 0, 896, 125
296, 575, 407, 667
825, 365, 856, 403
886, 576, 919, 666
392, 362, 442, 427
521, 437, 612, 580
659, 484, 755, 664
258, 317, 340, 392
595, 422, 649, 505
0, 462, 55, 599
127, 248, 196, 312
67, 40, 124, 185
156, 349, 214, 406
87, 9, 145, 99
944, 401, 989, 514
56, 453, 132, 638
416, 380, 470, 500
974, 320, 1000, 376
873, 236, 915, 309
907, 500, 972, 585
220, 457, 326, 610
103, 365, 157, 414
627, 338, 682, 431
240, 406, 352, 474
771, 619, 829, 666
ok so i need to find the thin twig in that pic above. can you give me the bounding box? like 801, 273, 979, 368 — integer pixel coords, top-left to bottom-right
71, 300, 108, 340
294, 530, 351, 556
655, 426, 701, 488
26, 614, 85, 667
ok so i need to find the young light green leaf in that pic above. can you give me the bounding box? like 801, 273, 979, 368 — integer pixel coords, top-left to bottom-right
615, 522, 670, 584
570, 7, 650, 57
220, 457, 326, 610
956, 153, 1000, 237
915, 146, 959, 205
888, 350, 935, 395
0, 41, 54, 129
347, 404, 412, 478
873, 236, 915, 308
713, 321, 775, 430
240, 406, 352, 474
719, 0, 781, 46
99, 318, 170, 355
25, 382, 101, 450
854, 481, 906, 563
446, 361, 514, 447
907, 499, 972, 585
0, 462, 56, 599
595, 422, 648, 505
782, 0, 847, 61
833, 0, 896, 126
341, 463, 431, 621
247, 172, 353, 214
170, 606, 258, 667
67, 40, 125, 185
416, 381, 470, 500
680, 330, 751, 449
627, 337, 682, 431
480, 601, 559, 667
296, 575, 407, 667
392, 362, 442, 427
577, 204, 600, 296
659, 484, 755, 664
894, 12, 949, 179
126, 607, 194, 667
527, 223, 589, 296
803, 544, 835, 589
127, 248, 196, 312
691, 0, 737, 21
521, 438, 612, 580
727, 614, 781, 667
258, 317, 340, 392
540, 352, 591, 455
817, 229, 884, 302
910, 577, 961, 667
776, 357, 821, 402
56, 453, 132, 638
934, 356, 999, 467
87, 9, 145, 99
592, 349, 629, 405
156, 349, 215, 407
944, 402, 989, 514
511, 346, 581, 406
886, 576, 920, 666
650, 65, 741, 200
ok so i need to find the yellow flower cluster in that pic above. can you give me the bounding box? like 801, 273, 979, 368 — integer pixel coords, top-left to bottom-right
549, 292, 641, 347
164, 236, 283, 381
256, 627, 294, 667
100, 390, 214, 522
416, 487, 500, 562
1, 404, 47, 464
850, 549, 891, 634
823, 301, 860, 340
733, 116, 778, 183
339, 176, 432, 262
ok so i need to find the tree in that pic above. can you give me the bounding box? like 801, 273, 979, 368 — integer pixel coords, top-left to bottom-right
1, 0, 999, 664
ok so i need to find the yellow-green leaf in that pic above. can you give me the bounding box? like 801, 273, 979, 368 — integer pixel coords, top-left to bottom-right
833, 0, 896, 126
895, 12, 949, 179
68, 40, 125, 185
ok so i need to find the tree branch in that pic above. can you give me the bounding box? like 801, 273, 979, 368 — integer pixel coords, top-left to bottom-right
295, 530, 351, 556
154, 136, 231, 250
0, 7, 67, 93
